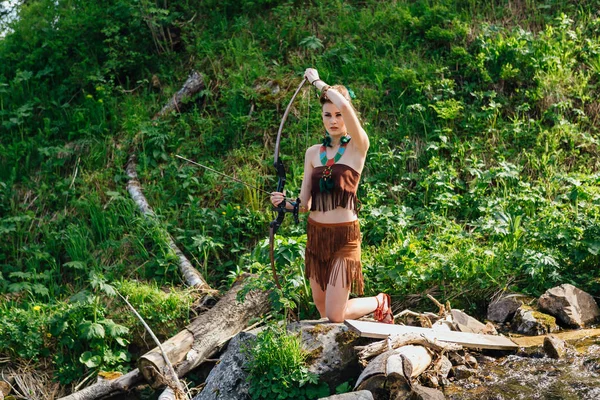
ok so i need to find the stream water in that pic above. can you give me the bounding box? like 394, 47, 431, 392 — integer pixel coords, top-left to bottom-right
445, 336, 600, 399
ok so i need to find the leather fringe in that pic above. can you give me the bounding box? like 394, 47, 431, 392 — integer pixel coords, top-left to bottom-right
310, 188, 358, 212
305, 218, 364, 295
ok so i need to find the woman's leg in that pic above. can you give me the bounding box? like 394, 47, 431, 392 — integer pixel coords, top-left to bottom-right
325, 261, 379, 323
309, 277, 327, 318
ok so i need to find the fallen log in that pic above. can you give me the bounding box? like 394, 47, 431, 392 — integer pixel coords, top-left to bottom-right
59, 274, 268, 399
125, 155, 211, 290
153, 70, 204, 119
58, 369, 141, 400
126, 70, 210, 290
138, 274, 270, 388
355, 345, 433, 398
355, 333, 462, 367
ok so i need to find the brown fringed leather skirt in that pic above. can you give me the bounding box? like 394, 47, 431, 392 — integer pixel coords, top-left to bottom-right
305, 218, 364, 295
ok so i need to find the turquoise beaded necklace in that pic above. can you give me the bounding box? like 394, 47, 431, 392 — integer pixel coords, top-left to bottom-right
319, 134, 350, 193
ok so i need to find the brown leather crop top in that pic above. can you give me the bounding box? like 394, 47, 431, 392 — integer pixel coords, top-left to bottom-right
310, 164, 361, 212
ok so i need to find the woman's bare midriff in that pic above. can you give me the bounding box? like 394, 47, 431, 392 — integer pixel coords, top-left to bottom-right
308, 207, 357, 224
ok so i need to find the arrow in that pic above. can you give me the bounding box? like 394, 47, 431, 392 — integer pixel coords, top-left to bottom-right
176, 155, 274, 196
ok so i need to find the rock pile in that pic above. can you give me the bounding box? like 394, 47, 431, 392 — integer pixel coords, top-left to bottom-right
192, 284, 598, 400
488, 284, 599, 335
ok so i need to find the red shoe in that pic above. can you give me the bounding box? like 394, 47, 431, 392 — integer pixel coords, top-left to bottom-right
375, 293, 394, 324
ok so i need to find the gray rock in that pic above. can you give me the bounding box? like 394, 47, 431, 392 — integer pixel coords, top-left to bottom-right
451, 365, 477, 380
512, 306, 559, 336
543, 335, 567, 359
464, 354, 478, 369
448, 352, 465, 366
422, 374, 439, 388
474, 354, 497, 364
487, 295, 524, 323
319, 390, 374, 400
288, 320, 363, 391
407, 383, 446, 400
538, 284, 600, 328
193, 332, 255, 400
584, 359, 600, 373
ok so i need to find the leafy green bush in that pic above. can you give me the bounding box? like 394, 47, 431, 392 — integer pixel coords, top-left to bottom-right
48, 284, 131, 384
0, 305, 49, 360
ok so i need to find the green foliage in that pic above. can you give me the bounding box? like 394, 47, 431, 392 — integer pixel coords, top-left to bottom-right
335, 381, 353, 394
2, 0, 600, 384
238, 234, 314, 319
47, 277, 131, 384
114, 280, 193, 341
0, 305, 49, 360
244, 324, 330, 400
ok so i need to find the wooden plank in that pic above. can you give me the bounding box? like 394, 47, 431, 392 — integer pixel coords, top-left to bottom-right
511, 328, 600, 348
345, 319, 519, 350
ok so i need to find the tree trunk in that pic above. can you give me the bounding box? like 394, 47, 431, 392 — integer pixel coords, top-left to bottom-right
57, 370, 142, 400
138, 274, 270, 388
125, 70, 209, 290
355, 345, 432, 398
153, 70, 204, 120
125, 155, 211, 290
355, 333, 462, 366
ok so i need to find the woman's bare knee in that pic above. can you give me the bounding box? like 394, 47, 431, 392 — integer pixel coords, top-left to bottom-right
326, 307, 346, 323
327, 315, 345, 323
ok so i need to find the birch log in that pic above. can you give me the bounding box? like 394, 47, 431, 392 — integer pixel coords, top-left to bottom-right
125, 70, 210, 290
57, 370, 142, 400
138, 274, 270, 388
125, 154, 211, 290
356, 333, 462, 366
153, 70, 204, 120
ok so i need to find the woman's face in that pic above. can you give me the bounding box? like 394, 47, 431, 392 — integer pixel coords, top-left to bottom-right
322, 102, 346, 136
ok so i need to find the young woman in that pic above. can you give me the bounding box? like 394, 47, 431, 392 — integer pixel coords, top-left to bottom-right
270, 68, 393, 324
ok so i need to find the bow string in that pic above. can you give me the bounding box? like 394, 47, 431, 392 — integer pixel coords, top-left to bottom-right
269, 77, 307, 289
